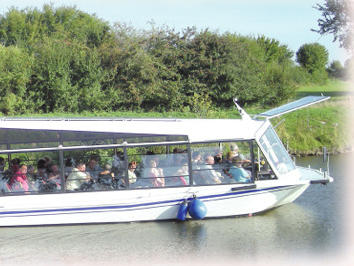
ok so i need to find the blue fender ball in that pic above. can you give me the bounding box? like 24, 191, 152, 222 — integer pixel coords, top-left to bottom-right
177, 201, 189, 221
188, 198, 207, 219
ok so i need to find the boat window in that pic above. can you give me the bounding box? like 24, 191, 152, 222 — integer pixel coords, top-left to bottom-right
127, 145, 189, 188
0, 151, 63, 194
258, 126, 295, 175
63, 148, 126, 191
191, 141, 254, 185
252, 142, 276, 180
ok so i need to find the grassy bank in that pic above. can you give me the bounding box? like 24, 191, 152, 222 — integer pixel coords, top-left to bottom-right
277, 79, 351, 155
1, 80, 350, 155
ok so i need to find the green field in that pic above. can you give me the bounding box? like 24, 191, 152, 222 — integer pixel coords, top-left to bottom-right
277, 79, 351, 155
297, 79, 349, 93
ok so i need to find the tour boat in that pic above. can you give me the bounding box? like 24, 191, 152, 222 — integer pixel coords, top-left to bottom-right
0, 96, 333, 226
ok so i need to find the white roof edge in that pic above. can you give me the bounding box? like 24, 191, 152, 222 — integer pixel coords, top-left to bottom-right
0, 118, 265, 143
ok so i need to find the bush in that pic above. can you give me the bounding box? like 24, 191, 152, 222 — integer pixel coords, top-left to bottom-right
0, 5, 306, 114
0, 45, 33, 115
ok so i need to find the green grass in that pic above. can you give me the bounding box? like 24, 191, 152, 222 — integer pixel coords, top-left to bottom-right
295, 79, 351, 102
297, 79, 348, 92
1, 79, 350, 155
274, 102, 349, 155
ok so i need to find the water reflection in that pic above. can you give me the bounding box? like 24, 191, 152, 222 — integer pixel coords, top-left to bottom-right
0, 154, 347, 265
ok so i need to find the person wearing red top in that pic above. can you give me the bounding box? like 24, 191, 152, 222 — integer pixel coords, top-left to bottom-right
9, 164, 29, 192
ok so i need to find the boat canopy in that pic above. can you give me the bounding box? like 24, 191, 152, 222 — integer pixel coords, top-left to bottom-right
0, 118, 265, 147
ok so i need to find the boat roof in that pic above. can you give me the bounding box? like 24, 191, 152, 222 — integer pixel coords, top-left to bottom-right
0, 118, 266, 145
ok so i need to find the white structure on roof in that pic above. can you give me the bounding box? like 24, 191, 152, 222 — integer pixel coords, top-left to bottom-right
0, 118, 266, 143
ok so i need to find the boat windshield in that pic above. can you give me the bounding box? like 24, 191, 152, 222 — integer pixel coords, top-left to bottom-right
258, 126, 295, 175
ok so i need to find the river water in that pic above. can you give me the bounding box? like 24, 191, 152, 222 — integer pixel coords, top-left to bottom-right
0, 154, 350, 265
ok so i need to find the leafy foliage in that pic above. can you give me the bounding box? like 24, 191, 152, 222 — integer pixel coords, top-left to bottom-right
0, 5, 328, 115
312, 0, 353, 50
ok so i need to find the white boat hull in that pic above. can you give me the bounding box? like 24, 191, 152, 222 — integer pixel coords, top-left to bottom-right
0, 182, 309, 227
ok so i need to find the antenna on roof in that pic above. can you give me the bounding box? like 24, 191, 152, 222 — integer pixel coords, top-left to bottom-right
233, 98, 251, 120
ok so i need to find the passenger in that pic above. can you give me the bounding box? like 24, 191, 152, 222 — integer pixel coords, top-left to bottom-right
37, 159, 49, 180
221, 151, 236, 178
47, 164, 62, 190
9, 164, 29, 192
26, 165, 35, 181
195, 155, 222, 185
98, 164, 115, 188
192, 151, 202, 167
64, 158, 75, 180
148, 159, 165, 187
226, 151, 235, 164
229, 156, 251, 183
173, 163, 189, 186
112, 151, 124, 176
66, 162, 92, 191
128, 161, 137, 185
230, 144, 250, 164
87, 157, 102, 181
43, 156, 53, 171
0, 157, 5, 182
0, 157, 5, 174
4, 158, 21, 179
214, 150, 223, 164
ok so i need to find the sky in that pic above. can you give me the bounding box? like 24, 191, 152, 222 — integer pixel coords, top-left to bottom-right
0, 0, 349, 64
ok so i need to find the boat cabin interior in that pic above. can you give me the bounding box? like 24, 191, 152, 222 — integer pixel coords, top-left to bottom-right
0, 122, 293, 196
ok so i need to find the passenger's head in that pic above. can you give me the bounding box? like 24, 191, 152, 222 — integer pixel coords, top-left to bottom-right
65, 158, 74, 167
149, 159, 157, 168
232, 156, 243, 166
104, 164, 112, 171
205, 155, 215, 165
27, 165, 35, 174
49, 164, 59, 174
231, 144, 239, 152
0, 157, 5, 171
192, 151, 201, 161
19, 164, 27, 174
37, 159, 47, 170
88, 158, 97, 169
43, 156, 52, 166
128, 161, 137, 170
76, 163, 86, 172
10, 158, 20, 172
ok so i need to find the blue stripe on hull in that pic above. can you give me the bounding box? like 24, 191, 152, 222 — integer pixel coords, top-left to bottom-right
0, 185, 297, 218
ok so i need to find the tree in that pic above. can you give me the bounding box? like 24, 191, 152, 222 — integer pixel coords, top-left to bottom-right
296, 43, 329, 74
312, 0, 353, 50
327, 60, 345, 78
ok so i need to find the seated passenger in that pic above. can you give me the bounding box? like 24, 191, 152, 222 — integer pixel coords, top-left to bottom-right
87, 157, 102, 181
4, 158, 21, 179
64, 158, 75, 180
172, 163, 189, 186
30, 159, 47, 191
128, 161, 137, 185
98, 164, 115, 188
147, 159, 165, 187
47, 164, 62, 190
194, 156, 222, 185
9, 164, 30, 192
66, 162, 92, 191
229, 156, 251, 183
0, 157, 5, 175
230, 144, 251, 164
192, 151, 202, 168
